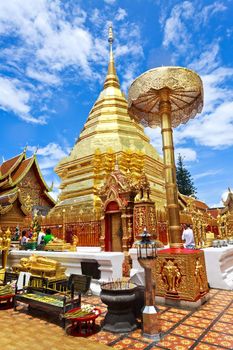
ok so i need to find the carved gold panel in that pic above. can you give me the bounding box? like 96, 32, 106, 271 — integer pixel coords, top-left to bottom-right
153, 249, 209, 302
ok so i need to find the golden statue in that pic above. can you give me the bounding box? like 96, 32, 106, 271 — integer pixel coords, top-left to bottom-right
162, 260, 181, 293
72, 235, 79, 247
134, 172, 151, 202
0, 227, 11, 270
194, 257, 205, 293
44, 237, 75, 252
12, 255, 66, 280
217, 213, 228, 239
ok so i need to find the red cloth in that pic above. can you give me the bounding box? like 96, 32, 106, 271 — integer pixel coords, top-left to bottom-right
158, 248, 200, 255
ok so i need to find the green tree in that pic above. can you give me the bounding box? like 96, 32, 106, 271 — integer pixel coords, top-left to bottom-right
176, 154, 197, 198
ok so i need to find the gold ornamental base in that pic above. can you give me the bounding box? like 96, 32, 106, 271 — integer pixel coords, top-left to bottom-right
154, 248, 209, 302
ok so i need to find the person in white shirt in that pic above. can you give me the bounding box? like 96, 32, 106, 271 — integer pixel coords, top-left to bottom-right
182, 224, 195, 248
20, 231, 28, 245
37, 228, 45, 245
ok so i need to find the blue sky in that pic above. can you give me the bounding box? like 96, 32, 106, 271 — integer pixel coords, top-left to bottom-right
0, 0, 233, 207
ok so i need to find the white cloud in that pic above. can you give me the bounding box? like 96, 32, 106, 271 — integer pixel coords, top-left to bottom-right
159, 1, 233, 151
163, 1, 194, 51
201, 2, 227, 24
121, 63, 139, 93
90, 9, 103, 27
144, 127, 162, 155
162, 1, 227, 60
0, 76, 45, 124
193, 169, 222, 180
189, 42, 220, 74
201, 67, 233, 113
28, 142, 70, 170
0, 0, 144, 123
104, 0, 116, 4
115, 8, 127, 21
0, 77, 29, 114
26, 67, 61, 85
175, 148, 197, 162
175, 100, 233, 149
209, 188, 229, 208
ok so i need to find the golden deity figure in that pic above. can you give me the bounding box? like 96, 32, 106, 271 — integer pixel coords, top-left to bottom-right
73, 234, 79, 247
0, 227, 12, 271
192, 210, 207, 248
217, 214, 227, 239
194, 257, 205, 293
13, 255, 66, 280
135, 172, 152, 203
161, 260, 181, 293
0, 227, 11, 251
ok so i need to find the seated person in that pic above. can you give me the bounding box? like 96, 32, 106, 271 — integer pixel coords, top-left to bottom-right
43, 228, 54, 245
20, 231, 28, 246
182, 224, 195, 248
37, 227, 45, 245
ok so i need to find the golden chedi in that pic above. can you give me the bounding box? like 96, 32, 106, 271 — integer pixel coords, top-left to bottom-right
54, 25, 166, 215
12, 255, 66, 280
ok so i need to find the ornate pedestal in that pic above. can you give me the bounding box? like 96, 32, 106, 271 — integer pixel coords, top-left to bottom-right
154, 249, 209, 302
133, 201, 157, 239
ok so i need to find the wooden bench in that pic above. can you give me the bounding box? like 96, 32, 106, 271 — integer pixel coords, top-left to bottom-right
14, 274, 91, 328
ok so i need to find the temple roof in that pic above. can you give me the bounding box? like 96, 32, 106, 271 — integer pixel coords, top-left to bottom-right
0, 152, 26, 180
0, 188, 28, 215
179, 193, 209, 211
0, 151, 55, 208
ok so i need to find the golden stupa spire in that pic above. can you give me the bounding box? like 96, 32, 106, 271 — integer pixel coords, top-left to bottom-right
104, 24, 120, 89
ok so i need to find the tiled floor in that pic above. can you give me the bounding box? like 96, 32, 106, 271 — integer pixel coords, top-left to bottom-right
0, 289, 233, 350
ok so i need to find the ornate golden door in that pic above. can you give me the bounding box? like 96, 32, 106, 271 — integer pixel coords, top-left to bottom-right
110, 212, 122, 252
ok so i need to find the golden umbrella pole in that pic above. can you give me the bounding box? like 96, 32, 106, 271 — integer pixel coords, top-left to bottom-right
159, 88, 182, 247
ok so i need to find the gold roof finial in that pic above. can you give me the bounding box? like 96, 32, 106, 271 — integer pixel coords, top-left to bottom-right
108, 23, 114, 62
108, 23, 114, 44
23, 144, 28, 154
104, 23, 120, 89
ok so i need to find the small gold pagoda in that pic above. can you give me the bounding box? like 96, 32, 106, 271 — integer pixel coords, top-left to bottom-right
54, 26, 166, 216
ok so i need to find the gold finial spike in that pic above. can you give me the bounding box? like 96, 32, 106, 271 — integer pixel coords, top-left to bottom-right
49, 181, 54, 192
104, 23, 120, 89
34, 146, 39, 156
108, 23, 114, 45
108, 24, 114, 62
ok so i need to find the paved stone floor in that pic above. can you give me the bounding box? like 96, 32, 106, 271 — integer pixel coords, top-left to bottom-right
0, 289, 233, 350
